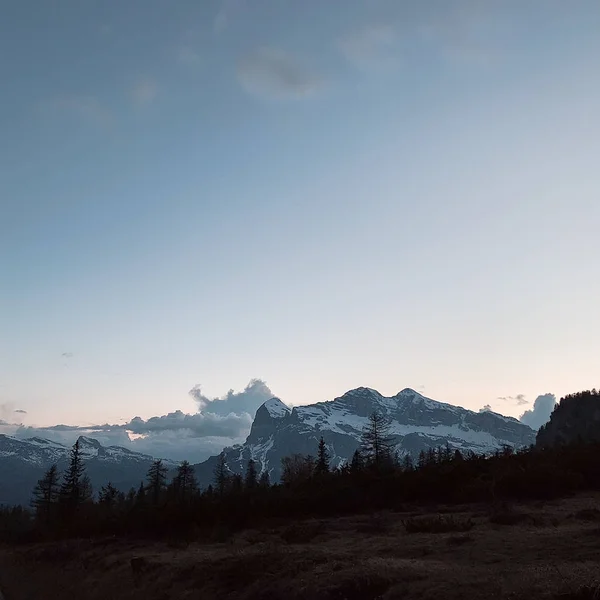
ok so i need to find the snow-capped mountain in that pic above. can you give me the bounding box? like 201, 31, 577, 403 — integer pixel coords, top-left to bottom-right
192, 387, 536, 486
0, 435, 174, 506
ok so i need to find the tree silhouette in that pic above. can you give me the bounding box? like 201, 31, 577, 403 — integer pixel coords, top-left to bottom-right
361, 411, 394, 468
213, 452, 230, 496
171, 460, 198, 504
315, 437, 330, 476
245, 459, 258, 490
146, 459, 168, 505
59, 439, 87, 515
258, 470, 270, 488
98, 482, 119, 509
31, 464, 60, 524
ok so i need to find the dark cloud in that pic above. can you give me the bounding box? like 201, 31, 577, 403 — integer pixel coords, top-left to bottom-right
14, 409, 27, 414
125, 410, 252, 439
497, 394, 529, 406
189, 379, 274, 418
237, 48, 321, 100
520, 394, 556, 430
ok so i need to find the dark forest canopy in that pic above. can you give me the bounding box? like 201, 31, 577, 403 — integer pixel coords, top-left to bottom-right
537, 389, 600, 448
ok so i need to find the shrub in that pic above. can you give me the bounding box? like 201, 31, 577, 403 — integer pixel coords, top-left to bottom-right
401, 514, 474, 534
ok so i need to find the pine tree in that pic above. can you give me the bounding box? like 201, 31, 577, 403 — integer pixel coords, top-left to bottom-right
402, 453, 414, 472
258, 470, 270, 488
245, 459, 258, 490
350, 449, 364, 473
135, 481, 146, 506
146, 459, 168, 505
80, 475, 93, 503
171, 461, 198, 504
31, 464, 60, 523
59, 439, 87, 515
360, 411, 394, 468
315, 437, 330, 476
98, 482, 119, 509
213, 452, 230, 496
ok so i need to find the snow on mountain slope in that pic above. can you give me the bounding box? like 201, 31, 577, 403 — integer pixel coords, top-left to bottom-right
0, 434, 174, 506
192, 387, 536, 487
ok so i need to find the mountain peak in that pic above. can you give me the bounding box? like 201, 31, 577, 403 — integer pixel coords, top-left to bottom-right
262, 397, 291, 419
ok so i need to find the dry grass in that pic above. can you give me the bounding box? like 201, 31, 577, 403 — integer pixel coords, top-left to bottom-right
2, 494, 600, 599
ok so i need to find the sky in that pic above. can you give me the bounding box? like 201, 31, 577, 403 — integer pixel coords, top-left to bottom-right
1, 0, 599, 461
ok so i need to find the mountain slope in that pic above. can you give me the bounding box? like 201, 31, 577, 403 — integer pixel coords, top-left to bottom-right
192, 387, 536, 487
0, 435, 174, 506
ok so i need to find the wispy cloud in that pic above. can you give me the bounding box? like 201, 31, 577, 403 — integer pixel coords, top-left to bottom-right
237, 48, 322, 100
214, 0, 245, 34
14, 409, 27, 414
130, 78, 158, 106
498, 394, 529, 406
337, 25, 400, 72
61, 352, 74, 359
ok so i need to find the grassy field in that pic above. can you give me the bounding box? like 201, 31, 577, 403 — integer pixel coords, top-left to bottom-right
2, 493, 600, 600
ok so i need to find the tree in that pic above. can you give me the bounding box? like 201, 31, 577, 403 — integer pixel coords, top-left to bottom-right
31, 464, 60, 523
146, 459, 168, 505
350, 449, 364, 473
258, 470, 270, 489
360, 411, 395, 468
59, 439, 87, 515
213, 452, 230, 496
245, 459, 258, 490
402, 453, 414, 472
281, 454, 314, 486
315, 437, 330, 476
135, 481, 146, 506
171, 461, 198, 504
98, 482, 119, 510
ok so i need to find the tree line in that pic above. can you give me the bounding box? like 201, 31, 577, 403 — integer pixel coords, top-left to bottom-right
1, 389, 600, 542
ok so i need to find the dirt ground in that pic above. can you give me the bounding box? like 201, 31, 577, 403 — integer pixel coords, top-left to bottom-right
2, 494, 600, 600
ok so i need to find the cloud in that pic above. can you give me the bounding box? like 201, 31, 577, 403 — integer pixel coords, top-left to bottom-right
237, 48, 321, 100
189, 378, 274, 417
6, 379, 275, 462
130, 78, 158, 106
337, 25, 400, 72
125, 410, 252, 439
214, 0, 244, 34
14, 409, 27, 414
497, 394, 529, 406
62, 352, 74, 359
479, 404, 492, 413
520, 393, 557, 430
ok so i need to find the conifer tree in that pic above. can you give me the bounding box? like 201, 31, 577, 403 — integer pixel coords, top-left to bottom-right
98, 482, 119, 511
245, 459, 258, 490
361, 411, 394, 468
315, 437, 330, 476
258, 470, 270, 489
171, 460, 198, 504
146, 459, 168, 505
350, 449, 364, 473
59, 439, 87, 515
213, 452, 230, 496
31, 464, 60, 523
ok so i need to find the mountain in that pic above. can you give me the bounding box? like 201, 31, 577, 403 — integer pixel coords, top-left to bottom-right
192, 387, 536, 486
0, 435, 174, 506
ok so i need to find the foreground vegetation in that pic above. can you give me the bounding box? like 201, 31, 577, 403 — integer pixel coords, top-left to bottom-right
2, 494, 600, 599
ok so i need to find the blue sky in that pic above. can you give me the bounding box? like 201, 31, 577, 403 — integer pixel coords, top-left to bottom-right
1, 1, 599, 460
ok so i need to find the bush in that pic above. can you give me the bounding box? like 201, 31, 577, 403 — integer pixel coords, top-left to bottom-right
280, 520, 323, 544
401, 514, 473, 534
